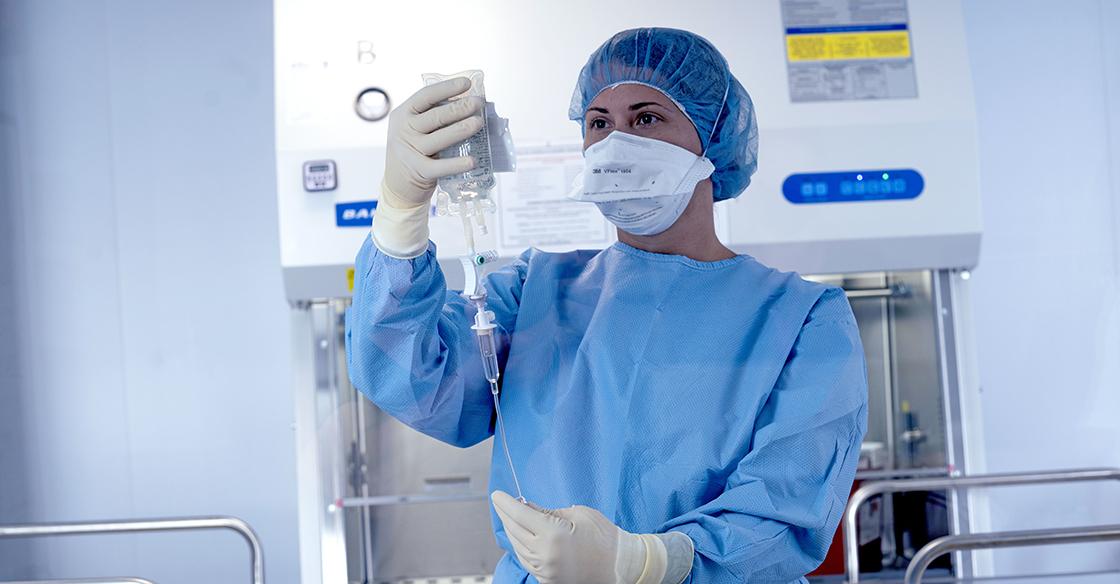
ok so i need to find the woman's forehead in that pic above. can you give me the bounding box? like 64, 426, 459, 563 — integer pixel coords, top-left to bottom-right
587, 83, 677, 111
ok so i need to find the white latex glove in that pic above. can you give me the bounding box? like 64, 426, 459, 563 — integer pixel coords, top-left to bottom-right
372, 77, 484, 258
491, 491, 694, 584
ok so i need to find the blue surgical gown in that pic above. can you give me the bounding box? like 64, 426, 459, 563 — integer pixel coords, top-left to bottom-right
346, 237, 868, 583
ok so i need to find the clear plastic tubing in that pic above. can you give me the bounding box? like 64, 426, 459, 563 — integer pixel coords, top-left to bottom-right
471, 297, 525, 503
489, 381, 524, 503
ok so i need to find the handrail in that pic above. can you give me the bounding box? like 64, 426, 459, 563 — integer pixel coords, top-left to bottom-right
843, 467, 1120, 583
337, 492, 488, 509
1, 573, 157, 578
0, 516, 263, 584
855, 467, 950, 481
844, 283, 910, 300
904, 524, 1120, 584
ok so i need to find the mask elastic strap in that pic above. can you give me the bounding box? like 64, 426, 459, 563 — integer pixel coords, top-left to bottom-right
701, 80, 731, 158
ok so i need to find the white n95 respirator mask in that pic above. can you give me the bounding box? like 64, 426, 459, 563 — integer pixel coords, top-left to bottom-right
568, 131, 715, 236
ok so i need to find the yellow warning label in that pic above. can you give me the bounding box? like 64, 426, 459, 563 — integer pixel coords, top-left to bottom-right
346, 267, 355, 293
787, 31, 911, 62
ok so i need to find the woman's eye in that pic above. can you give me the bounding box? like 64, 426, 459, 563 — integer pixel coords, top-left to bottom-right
636, 112, 659, 126
589, 118, 608, 130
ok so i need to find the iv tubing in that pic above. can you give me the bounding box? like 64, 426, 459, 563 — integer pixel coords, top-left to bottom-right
490, 380, 525, 502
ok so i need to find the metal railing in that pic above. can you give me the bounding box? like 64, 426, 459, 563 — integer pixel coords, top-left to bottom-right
844, 283, 910, 300
843, 467, 1120, 583
905, 524, 1120, 584
336, 492, 488, 509
855, 467, 950, 481
0, 516, 263, 584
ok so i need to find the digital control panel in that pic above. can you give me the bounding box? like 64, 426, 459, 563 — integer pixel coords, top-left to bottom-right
302, 159, 338, 192
782, 169, 924, 204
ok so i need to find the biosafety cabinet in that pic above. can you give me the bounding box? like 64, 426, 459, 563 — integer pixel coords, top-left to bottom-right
275, 1, 989, 582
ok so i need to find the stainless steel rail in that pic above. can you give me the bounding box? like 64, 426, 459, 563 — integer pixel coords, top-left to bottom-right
337, 492, 488, 509
844, 284, 910, 300
0, 516, 263, 584
1, 573, 157, 578
904, 524, 1120, 584
855, 467, 950, 481
843, 467, 1120, 583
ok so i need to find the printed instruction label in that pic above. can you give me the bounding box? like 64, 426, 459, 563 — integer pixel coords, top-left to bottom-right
496, 145, 613, 254
781, 0, 917, 102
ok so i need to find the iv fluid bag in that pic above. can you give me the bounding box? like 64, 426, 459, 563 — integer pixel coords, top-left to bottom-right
422, 70, 495, 210
421, 70, 515, 217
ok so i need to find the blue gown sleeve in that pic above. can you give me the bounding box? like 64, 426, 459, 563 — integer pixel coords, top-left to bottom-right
345, 236, 528, 448
662, 287, 869, 582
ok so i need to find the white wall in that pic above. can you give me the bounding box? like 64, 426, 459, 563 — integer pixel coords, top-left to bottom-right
0, 1, 299, 582
963, 0, 1120, 575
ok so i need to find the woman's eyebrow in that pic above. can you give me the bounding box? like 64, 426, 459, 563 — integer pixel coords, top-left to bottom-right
586, 102, 669, 116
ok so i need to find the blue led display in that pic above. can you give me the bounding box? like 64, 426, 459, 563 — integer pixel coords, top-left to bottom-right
782, 169, 924, 204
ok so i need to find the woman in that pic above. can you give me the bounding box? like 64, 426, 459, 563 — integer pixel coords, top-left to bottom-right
347, 28, 868, 584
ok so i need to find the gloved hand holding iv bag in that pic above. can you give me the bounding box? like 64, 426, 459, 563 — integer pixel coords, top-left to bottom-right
372, 78, 484, 258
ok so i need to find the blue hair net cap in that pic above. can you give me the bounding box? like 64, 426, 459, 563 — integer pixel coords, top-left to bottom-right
569, 27, 759, 201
